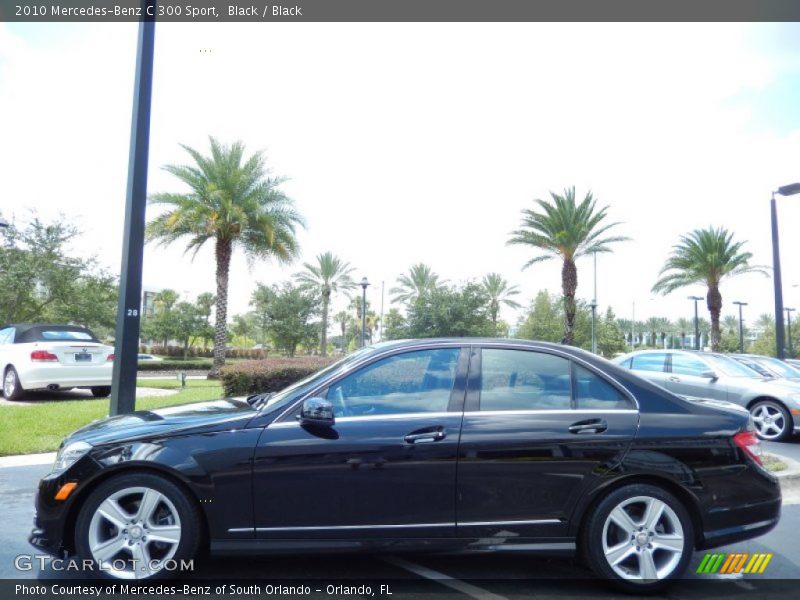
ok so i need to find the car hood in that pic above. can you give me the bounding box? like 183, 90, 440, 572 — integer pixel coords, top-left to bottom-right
66, 398, 257, 446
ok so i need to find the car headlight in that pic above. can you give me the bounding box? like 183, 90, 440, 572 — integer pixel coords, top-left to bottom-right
52, 441, 92, 473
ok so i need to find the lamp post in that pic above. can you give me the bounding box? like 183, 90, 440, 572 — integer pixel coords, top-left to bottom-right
733, 301, 748, 353
787, 308, 796, 358
360, 277, 370, 347
771, 182, 800, 359
591, 251, 598, 353
688, 296, 703, 350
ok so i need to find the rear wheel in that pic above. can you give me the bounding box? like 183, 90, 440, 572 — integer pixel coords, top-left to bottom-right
749, 400, 792, 441
3, 366, 25, 401
583, 483, 693, 593
75, 473, 201, 580
91, 386, 112, 398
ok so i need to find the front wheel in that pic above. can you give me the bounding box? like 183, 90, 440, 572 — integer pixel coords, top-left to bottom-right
582, 483, 694, 593
750, 400, 792, 441
3, 366, 25, 401
75, 473, 201, 580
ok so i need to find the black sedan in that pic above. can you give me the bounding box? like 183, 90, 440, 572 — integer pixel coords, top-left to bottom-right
30, 339, 780, 592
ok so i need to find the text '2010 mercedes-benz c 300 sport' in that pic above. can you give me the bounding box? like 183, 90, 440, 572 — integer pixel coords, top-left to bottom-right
29, 339, 780, 592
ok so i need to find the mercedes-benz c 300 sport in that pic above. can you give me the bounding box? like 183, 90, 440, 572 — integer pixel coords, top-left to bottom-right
30, 339, 780, 592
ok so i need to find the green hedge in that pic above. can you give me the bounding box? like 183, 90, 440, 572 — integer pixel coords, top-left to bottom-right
137, 359, 213, 371
220, 357, 335, 396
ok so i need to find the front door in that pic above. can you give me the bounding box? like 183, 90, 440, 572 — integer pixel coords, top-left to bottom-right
666, 353, 728, 401
251, 346, 468, 540
456, 347, 639, 540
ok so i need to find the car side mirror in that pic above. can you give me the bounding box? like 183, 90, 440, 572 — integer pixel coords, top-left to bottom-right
701, 370, 718, 380
297, 397, 335, 427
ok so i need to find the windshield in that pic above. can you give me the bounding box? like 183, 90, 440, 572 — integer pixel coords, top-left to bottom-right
704, 354, 763, 377
261, 346, 375, 410
758, 357, 800, 379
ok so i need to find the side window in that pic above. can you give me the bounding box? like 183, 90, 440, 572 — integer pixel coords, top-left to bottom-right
631, 353, 667, 373
0, 328, 14, 345
479, 349, 571, 411
574, 365, 633, 409
670, 354, 708, 377
328, 348, 459, 417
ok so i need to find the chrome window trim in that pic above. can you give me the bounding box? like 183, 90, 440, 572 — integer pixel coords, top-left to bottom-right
269, 411, 456, 428
462, 409, 638, 417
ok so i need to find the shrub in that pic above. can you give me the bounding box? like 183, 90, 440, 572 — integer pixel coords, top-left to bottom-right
137, 359, 213, 371
220, 357, 335, 396
141, 345, 269, 360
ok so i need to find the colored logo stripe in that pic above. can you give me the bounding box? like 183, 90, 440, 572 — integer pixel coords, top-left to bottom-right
698, 552, 773, 575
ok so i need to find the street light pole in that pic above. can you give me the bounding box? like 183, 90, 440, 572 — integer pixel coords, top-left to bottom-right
110, 0, 157, 416
771, 183, 800, 359
688, 296, 703, 350
591, 251, 597, 353
733, 301, 748, 353
360, 277, 370, 347
787, 308, 796, 358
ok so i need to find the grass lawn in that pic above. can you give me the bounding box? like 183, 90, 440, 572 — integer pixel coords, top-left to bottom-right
0, 379, 224, 457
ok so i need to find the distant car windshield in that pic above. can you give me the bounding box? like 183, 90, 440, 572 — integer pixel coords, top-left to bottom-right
262, 346, 375, 410
758, 357, 800, 379
705, 354, 762, 377
40, 330, 95, 341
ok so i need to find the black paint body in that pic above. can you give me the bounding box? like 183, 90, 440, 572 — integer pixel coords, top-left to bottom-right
30, 339, 780, 560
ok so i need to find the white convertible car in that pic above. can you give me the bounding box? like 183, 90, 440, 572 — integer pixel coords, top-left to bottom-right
0, 324, 114, 400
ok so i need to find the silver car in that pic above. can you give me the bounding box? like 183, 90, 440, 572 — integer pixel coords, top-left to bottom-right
730, 354, 800, 384
613, 349, 800, 441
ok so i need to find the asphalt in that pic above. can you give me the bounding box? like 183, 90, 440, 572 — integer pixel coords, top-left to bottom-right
2, 463, 799, 599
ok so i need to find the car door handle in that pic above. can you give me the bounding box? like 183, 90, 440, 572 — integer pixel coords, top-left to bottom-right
568, 419, 607, 434
668, 376, 680, 382
404, 429, 446, 444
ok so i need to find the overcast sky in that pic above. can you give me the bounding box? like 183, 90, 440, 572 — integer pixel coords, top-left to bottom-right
2, 22, 800, 331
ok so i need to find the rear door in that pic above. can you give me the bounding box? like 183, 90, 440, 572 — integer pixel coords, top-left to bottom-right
455, 346, 639, 540
628, 352, 670, 389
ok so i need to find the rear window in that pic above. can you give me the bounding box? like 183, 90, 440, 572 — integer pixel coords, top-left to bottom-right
40, 330, 94, 341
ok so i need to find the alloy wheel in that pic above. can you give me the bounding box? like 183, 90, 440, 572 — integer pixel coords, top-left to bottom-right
750, 402, 787, 440
601, 495, 685, 581
87, 486, 182, 579
3, 370, 15, 397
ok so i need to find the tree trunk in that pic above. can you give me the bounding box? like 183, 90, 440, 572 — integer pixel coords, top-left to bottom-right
707, 285, 722, 352
209, 238, 232, 379
491, 301, 498, 335
320, 289, 330, 356
561, 257, 578, 345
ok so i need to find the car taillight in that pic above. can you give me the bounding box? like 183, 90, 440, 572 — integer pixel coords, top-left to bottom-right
733, 431, 763, 465
30, 350, 58, 362
106, 354, 115, 362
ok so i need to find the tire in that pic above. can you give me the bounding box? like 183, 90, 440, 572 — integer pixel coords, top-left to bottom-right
91, 386, 112, 398
75, 472, 201, 580
3, 366, 25, 401
749, 400, 792, 442
582, 483, 694, 593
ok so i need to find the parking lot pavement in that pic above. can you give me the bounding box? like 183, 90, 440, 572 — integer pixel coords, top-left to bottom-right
763, 436, 800, 464
2, 463, 799, 598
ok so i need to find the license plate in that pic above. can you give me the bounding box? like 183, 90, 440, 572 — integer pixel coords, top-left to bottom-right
74, 353, 92, 362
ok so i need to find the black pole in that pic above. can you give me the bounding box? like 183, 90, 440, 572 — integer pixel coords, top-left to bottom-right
694, 300, 700, 350
110, 1, 156, 416
772, 194, 786, 359
360, 283, 368, 347
738, 303, 744, 353
787, 309, 794, 358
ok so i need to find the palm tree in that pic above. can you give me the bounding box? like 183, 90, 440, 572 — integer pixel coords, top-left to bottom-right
481, 273, 521, 333
652, 227, 767, 352
508, 187, 629, 345
390, 263, 441, 305
295, 252, 356, 356
674, 317, 693, 349
333, 310, 349, 353
722, 315, 739, 335
147, 137, 304, 377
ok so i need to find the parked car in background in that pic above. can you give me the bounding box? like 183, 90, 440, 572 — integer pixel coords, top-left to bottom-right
31, 339, 779, 591
787, 358, 800, 369
0, 324, 114, 400
731, 354, 800, 383
614, 349, 800, 441
137, 354, 164, 362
